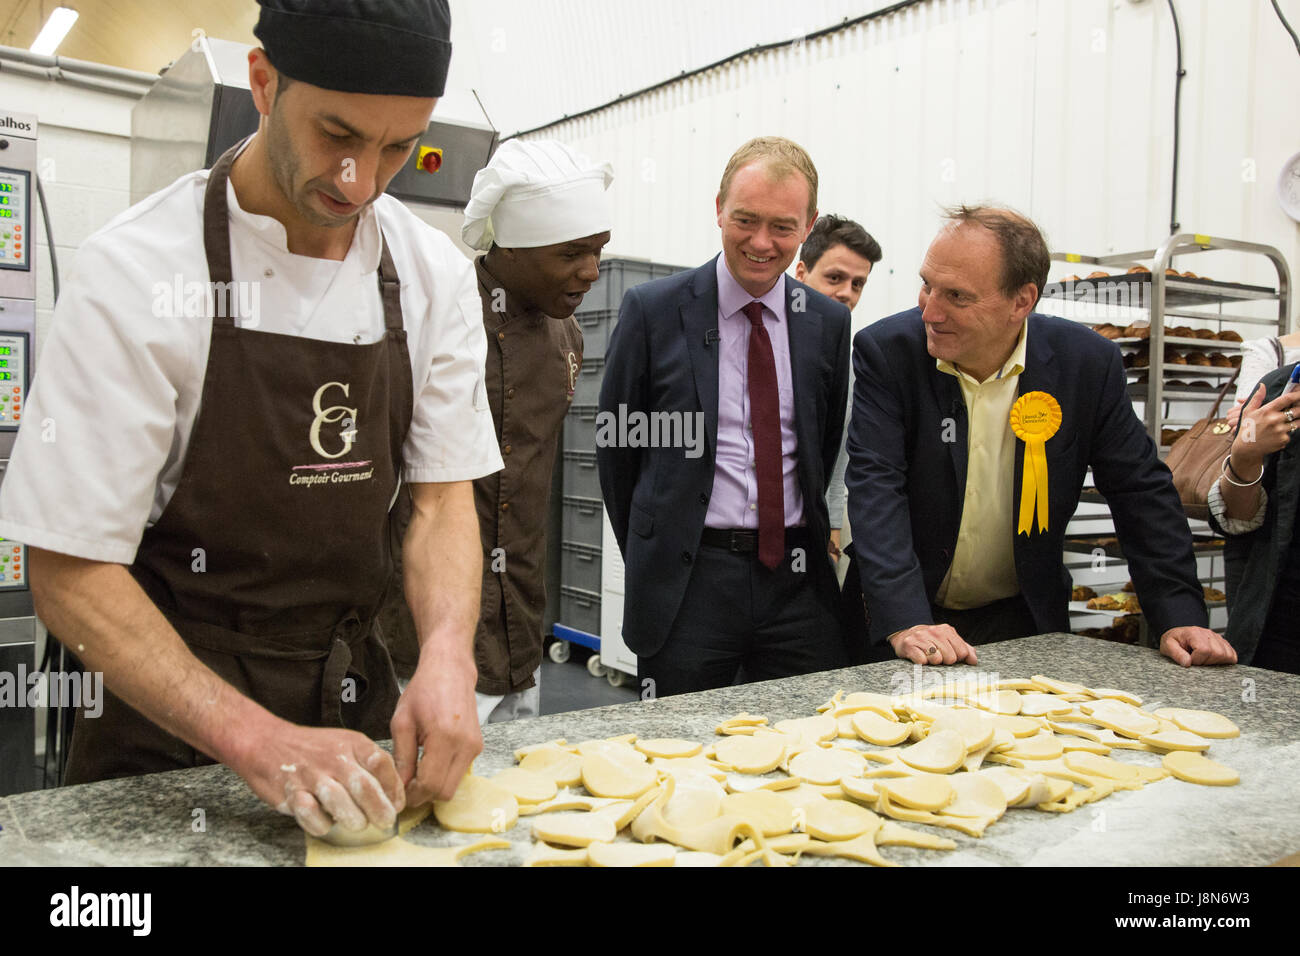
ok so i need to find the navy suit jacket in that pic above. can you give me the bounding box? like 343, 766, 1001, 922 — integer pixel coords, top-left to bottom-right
597, 256, 851, 657
845, 308, 1208, 645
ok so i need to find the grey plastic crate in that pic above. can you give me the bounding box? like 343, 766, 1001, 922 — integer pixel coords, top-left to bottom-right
573, 308, 618, 361
561, 541, 602, 594
584, 257, 689, 311
563, 450, 600, 499
573, 355, 605, 407
564, 404, 598, 453
563, 494, 604, 547
542, 459, 562, 637
584, 259, 663, 311
559, 584, 601, 636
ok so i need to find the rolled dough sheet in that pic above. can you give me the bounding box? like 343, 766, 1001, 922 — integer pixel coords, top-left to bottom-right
305, 835, 508, 867
524, 843, 589, 867
587, 841, 677, 867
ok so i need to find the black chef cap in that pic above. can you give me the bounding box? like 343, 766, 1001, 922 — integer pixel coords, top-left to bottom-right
254, 0, 452, 97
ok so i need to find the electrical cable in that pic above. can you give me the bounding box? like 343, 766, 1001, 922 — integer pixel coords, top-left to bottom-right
35, 172, 58, 302
1165, 0, 1185, 235
33, 174, 64, 783
1272, 0, 1300, 56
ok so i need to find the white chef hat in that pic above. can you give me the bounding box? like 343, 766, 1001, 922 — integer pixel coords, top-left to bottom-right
462, 139, 614, 251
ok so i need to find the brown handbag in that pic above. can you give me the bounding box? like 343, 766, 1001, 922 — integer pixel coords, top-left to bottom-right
1164, 370, 1241, 521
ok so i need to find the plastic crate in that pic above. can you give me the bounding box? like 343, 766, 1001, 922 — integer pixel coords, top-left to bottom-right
563, 450, 601, 499
585, 259, 664, 311
573, 355, 605, 407
564, 404, 599, 453
559, 585, 601, 636
584, 258, 689, 310
573, 308, 618, 362
560, 540, 602, 594
562, 494, 604, 548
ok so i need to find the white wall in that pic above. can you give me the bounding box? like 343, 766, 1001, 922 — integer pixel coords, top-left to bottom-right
10, 0, 1298, 341
520, 0, 1300, 335
448, 0, 911, 136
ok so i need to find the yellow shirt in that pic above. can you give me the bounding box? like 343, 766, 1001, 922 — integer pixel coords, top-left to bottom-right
934, 323, 1029, 610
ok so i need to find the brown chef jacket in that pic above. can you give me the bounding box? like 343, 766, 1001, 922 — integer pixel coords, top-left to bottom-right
473, 256, 582, 696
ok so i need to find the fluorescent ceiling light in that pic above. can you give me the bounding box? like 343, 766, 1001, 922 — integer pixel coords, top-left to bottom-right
30, 7, 80, 56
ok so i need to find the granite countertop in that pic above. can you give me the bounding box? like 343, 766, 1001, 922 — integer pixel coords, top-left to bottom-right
2, 634, 1297, 867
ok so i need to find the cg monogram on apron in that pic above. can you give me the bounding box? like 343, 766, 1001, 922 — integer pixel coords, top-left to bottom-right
64, 140, 413, 783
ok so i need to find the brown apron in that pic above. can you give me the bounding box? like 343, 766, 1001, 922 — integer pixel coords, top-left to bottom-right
470, 256, 582, 696
382, 257, 583, 694
64, 140, 413, 784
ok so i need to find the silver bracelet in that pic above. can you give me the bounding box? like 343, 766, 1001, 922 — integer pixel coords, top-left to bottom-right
1221, 454, 1263, 488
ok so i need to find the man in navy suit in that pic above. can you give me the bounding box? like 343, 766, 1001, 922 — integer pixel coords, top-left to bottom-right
845, 205, 1236, 668
598, 137, 851, 696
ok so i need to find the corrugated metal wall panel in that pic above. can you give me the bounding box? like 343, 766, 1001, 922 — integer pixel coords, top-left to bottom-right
519, 0, 1299, 333
449, 0, 912, 135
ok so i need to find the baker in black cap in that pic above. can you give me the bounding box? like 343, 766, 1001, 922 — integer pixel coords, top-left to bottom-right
2, 0, 504, 839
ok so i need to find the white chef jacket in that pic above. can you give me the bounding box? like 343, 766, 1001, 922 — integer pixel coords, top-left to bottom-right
0, 143, 504, 565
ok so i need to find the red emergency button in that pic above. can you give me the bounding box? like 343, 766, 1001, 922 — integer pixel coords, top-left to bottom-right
417, 146, 443, 174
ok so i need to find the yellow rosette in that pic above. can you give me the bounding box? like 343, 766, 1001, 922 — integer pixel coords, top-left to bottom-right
1009, 391, 1062, 535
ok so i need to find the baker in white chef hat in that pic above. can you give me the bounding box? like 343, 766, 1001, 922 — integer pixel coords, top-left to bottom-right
463, 139, 614, 318
457, 139, 613, 725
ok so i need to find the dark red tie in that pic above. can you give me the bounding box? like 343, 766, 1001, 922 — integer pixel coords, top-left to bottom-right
742, 301, 784, 570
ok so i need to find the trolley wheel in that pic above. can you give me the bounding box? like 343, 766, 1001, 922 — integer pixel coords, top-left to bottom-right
548, 640, 571, 664
607, 669, 630, 688
586, 654, 608, 678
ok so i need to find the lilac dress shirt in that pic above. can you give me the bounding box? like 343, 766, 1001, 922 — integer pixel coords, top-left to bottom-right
704, 255, 804, 529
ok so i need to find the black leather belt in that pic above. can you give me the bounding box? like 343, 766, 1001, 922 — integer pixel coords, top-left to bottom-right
699, 527, 812, 553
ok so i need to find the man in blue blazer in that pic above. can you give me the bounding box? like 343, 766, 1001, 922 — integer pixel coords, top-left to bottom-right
845, 205, 1236, 668
598, 137, 851, 696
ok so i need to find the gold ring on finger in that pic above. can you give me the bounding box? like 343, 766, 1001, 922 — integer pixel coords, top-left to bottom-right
927, 646, 939, 655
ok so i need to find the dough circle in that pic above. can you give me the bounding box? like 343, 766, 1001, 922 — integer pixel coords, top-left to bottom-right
788, 747, 868, 785
713, 733, 786, 774
1162, 751, 1240, 786
433, 776, 520, 834
899, 729, 966, 773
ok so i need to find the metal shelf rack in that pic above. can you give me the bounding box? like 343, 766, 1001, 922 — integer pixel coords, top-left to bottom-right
1043, 233, 1293, 644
